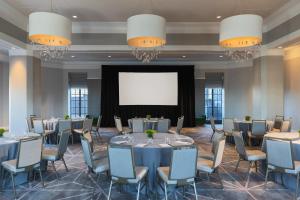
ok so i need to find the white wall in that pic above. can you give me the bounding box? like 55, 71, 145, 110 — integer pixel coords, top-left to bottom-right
0, 62, 9, 128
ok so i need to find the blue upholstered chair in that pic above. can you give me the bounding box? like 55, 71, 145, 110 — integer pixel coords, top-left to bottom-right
132, 118, 144, 133
42, 129, 71, 179
157, 145, 198, 200
157, 119, 170, 133
1, 137, 44, 199
107, 144, 148, 200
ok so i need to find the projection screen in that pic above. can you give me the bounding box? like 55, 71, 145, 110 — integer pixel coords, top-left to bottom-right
119, 72, 178, 105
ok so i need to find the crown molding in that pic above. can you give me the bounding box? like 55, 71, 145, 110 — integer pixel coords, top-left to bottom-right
0, 1, 28, 31
263, 0, 300, 32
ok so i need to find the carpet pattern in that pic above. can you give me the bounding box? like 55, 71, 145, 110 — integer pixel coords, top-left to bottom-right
0, 127, 295, 200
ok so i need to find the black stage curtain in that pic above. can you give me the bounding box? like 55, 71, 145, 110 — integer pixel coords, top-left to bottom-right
101, 65, 195, 127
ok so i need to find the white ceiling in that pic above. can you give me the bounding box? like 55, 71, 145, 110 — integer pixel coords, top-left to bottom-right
4, 0, 290, 22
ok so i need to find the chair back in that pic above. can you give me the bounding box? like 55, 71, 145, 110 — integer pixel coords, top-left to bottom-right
80, 136, 94, 168
223, 118, 234, 134
96, 115, 102, 129
33, 120, 44, 135
251, 120, 266, 136
210, 117, 216, 132
132, 118, 144, 133
58, 120, 71, 133
266, 139, 294, 170
26, 117, 34, 132
108, 144, 135, 179
169, 145, 197, 180
233, 131, 247, 159
157, 119, 169, 133
58, 129, 70, 156
213, 137, 226, 168
212, 131, 225, 154
83, 118, 93, 132
176, 116, 184, 134
17, 137, 43, 169
281, 119, 292, 132
273, 115, 284, 129
114, 116, 123, 133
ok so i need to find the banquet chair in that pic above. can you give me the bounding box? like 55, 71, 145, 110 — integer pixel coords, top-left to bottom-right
1, 137, 44, 199
33, 119, 55, 144
168, 116, 184, 134
114, 116, 132, 134
83, 130, 106, 160
26, 117, 34, 132
91, 115, 102, 142
265, 138, 300, 199
272, 115, 284, 131
247, 120, 266, 146
223, 118, 235, 137
197, 136, 225, 188
57, 119, 72, 144
157, 145, 198, 200
108, 144, 148, 200
280, 118, 292, 132
73, 118, 93, 134
199, 131, 225, 161
80, 136, 109, 195
210, 117, 224, 141
233, 131, 266, 187
42, 129, 71, 179
132, 118, 144, 133
157, 119, 170, 133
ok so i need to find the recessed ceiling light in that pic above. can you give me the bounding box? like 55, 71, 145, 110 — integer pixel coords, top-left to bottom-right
108, 55, 112, 58
182, 55, 186, 58
71, 55, 75, 58
216, 16, 222, 19
278, 46, 283, 49
72, 15, 78, 19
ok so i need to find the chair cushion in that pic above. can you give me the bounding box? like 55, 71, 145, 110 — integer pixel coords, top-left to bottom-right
247, 131, 264, 138
2, 159, 40, 173
93, 158, 109, 173
197, 158, 214, 173
268, 161, 300, 174
42, 148, 59, 161
246, 150, 266, 161
112, 166, 148, 184
157, 167, 194, 184
92, 150, 107, 160
272, 128, 281, 132
198, 152, 214, 161
73, 129, 83, 134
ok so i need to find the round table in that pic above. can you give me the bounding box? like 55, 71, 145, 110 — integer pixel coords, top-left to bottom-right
110, 133, 194, 193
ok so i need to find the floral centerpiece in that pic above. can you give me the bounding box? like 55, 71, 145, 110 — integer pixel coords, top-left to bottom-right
144, 129, 157, 139
64, 114, 70, 120
0, 128, 5, 137
245, 115, 251, 121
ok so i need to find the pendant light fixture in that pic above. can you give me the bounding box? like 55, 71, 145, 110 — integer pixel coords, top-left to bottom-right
127, 14, 166, 63
28, 0, 72, 62
219, 14, 263, 61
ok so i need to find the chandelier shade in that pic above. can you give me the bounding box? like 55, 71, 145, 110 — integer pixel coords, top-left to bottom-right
127, 14, 166, 48
29, 12, 72, 46
219, 14, 262, 48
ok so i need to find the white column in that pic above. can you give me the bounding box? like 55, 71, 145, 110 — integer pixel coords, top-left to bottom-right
252, 49, 284, 120
8, 49, 41, 134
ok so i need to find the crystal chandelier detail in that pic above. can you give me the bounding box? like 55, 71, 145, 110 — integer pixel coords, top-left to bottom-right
28, 2, 72, 62
219, 14, 263, 62
127, 14, 166, 63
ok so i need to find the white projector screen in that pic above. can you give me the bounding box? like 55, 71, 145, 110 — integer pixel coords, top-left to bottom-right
119, 72, 178, 105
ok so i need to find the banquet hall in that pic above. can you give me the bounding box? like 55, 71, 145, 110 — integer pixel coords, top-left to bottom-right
1, 0, 300, 199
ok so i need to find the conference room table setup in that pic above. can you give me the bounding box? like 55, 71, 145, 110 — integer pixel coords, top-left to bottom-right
110, 132, 194, 194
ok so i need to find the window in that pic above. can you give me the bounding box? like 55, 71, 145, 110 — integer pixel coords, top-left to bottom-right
69, 88, 88, 118
205, 88, 224, 123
